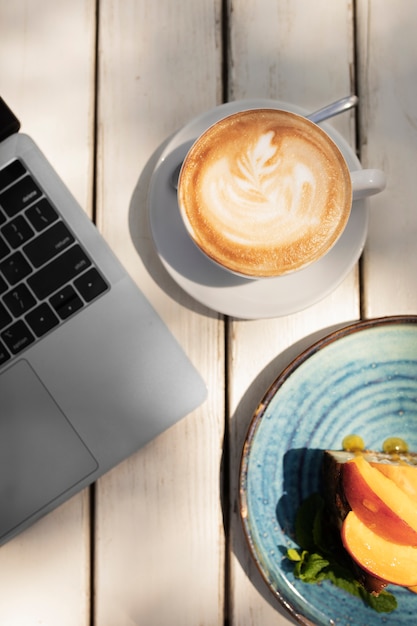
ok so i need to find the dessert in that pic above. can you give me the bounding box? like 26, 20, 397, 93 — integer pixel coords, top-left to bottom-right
323, 444, 417, 593
287, 436, 417, 612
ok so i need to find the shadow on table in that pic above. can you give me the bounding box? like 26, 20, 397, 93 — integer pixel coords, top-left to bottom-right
223, 322, 355, 625
128, 136, 249, 320
127, 135, 219, 319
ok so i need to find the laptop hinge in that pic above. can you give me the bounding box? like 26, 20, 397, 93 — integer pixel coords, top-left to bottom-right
0, 97, 21, 141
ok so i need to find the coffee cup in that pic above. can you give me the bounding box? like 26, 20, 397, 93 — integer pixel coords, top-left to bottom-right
177, 108, 386, 278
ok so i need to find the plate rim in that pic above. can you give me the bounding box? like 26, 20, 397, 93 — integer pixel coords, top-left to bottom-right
239, 314, 417, 625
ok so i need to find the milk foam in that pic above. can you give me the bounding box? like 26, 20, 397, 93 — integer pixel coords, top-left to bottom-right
202, 132, 319, 245
178, 109, 352, 277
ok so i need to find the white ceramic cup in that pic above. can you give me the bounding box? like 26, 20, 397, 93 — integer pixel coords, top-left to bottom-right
178, 108, 386, 279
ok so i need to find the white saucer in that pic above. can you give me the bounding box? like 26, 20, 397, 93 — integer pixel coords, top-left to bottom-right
148, 99, 368, 319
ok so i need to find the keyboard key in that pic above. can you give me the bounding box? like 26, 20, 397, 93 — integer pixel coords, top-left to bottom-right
23, 221, 74, 267
0, 209, 6, 226
0, 174, 43, 218
26, 198, 59, 232
0, 234, 9, 259
27, 244, 91, 300
2, 215, 34, 248
74, 268, 108, 302
0, 251, 32, 285
0, 275, 7, 295
0, 340, 10, 366
1, 320, 35, 354
3, 284, 36, 317
50, 285, 83, 320
26, 303, 59, 337
0, 160, 26, 192
0, 302, 12, 330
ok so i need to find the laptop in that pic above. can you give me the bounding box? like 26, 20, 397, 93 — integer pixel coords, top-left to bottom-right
0, 96, 207, 544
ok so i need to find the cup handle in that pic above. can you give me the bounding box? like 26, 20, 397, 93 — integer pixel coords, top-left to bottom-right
351, 169, 386, 201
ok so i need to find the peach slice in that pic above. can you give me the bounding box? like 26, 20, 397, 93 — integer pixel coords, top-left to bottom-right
342, 455, 417, 545
342, 511, 417, 587
370, 462, 417, 502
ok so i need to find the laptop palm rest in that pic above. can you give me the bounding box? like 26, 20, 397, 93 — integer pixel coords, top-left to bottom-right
0, 359, 98, 538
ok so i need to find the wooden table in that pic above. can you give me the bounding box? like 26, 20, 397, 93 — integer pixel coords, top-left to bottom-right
1, 1, 416, 624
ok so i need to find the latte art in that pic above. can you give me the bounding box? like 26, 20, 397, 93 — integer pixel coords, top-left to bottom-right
178, 109, 352, 277
203, 133, 319, 243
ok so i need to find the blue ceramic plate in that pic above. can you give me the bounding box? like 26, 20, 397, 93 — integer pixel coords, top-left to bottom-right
240, 316, 417, 626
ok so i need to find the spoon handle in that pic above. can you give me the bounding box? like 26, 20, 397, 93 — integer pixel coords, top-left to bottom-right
307, 95, 358, 124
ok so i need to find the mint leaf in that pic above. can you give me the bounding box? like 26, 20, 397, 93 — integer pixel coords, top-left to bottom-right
286, 548, 302, 562
363, 589, 398, 613
326, 566, 398, 613
292, 551, 330, 583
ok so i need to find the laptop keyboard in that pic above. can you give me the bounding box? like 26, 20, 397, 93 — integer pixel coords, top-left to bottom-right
0, 159, 109, 367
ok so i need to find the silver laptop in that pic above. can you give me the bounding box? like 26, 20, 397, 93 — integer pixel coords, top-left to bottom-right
0, 97, 207, 544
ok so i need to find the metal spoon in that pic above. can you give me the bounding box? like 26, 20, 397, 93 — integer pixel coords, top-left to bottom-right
170, 95, 358, 190
306, 94, 358, 124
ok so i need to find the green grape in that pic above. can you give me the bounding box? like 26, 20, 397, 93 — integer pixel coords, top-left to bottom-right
382, 437, 408, 454
342, 434, 365, 452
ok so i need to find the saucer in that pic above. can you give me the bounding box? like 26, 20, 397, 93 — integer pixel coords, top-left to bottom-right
148, 99, 368, 319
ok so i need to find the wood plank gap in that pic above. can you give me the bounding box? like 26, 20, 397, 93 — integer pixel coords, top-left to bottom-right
222, 0, 230, 103
89, 3, 100, 624
91, 0, 100, 226
352, 0, 366, 321
352, 0, 361, 160
223, 316, 231, 626
89, 483, 97, 626
222, 3, 231, 623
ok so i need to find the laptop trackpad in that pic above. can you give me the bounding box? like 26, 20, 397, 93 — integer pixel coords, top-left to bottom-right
0, 360, 98, 539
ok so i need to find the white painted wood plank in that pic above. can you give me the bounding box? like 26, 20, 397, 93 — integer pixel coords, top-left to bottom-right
356, 0, 417, 316
94, 1, 225, 624
226, 1, 359, 624
0, 0, 97, 216
227, 0, 356, 143
0, 493, 91, 626
0, 2, 96, 624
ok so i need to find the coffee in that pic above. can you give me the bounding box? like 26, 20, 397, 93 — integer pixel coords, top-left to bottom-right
178, 109, 353, 278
